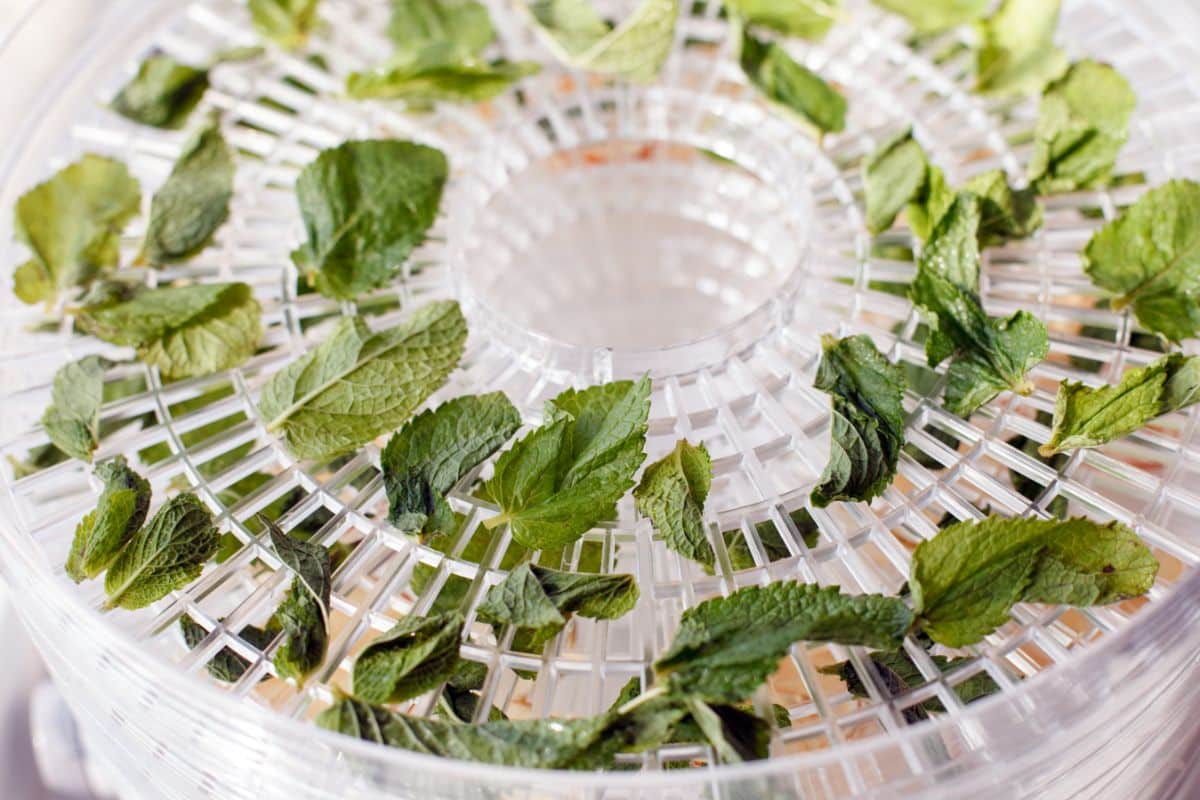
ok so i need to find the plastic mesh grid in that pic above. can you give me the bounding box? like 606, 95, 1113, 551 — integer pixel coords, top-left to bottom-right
2, 0, 1200, 794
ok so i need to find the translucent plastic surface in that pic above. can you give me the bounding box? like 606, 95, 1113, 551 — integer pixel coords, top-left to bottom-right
3, 0, 1200, 798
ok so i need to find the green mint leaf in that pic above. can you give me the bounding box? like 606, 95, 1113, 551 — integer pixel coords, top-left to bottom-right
346, 49, 540, 103
476, 563, 639, 648
1082, 179, 1200, 343
529, 0, 679, 82
382, 392, 520, 536
259, 300, 467, 460
908, 194, 1047, 415
864, 128, 929, 235
683, 698, 772, 762
871, 0, 988, 33
353, 612, 464, 703
389, 0, 495, 59
484, 376, 651, 549
963, 169, 1043, 245
974, 0, 1067, 97
740, 30, 846, 135
180, 616, 273, 683
723, 0, 839, 39
42, 355, 112, 462
265, 517, 332, 683
721, 508, 819, 574
318, 692, 621, 768
654, 582, 913, 703
1041, 354, 1200, 456
821, 648, 1000, 720
249, 0, 321, 49
78, 282, 262, 381
67, 456, 151, 582
104, 493, 219, 610
437, 659, 506, 722
910, 515, 1158, 647
810, 334, 906, 507
634, 439, 714, 568
13, 155, 140, 306
111, 54, 210, 129
1029, 60, 1135, 195
141, 118, 234, 265
291, 140, 448, 300
907, 163, 954, 243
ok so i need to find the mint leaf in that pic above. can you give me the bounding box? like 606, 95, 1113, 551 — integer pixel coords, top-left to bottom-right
346, 50, 540, 103
141, 118, 234, 265
963, 170, 1043, 245
907, 163, 954, 244
383, 392, 520, 536
1082, 180, 1200, 343
740, 30, 846, 135
1029, 60, 1135, 195
266, 517, 331, 683
67, 456, 151, 582
634, 439, 714, 568
353, 612, 464, 703
78, 282, 262, 381
291, 140, 448, 300
811, 334, 906, 507
484, 377, 650, 549
908, 194, 1048, 415
438, 659, 507, 722
1041, 354, 1200, 455
654, 582, 913, 703
911, 515, 1158, 647
389, 0, 494, 59
822, 648, 1000, 720
104, 493, 219, 610
974, 0, 1067, 97
529, 0, 679, 82
864, 128, 929, 235
723, 0, 839, 39
683, 698, 771, 762
111, 54, 210, 129
42, 355, 112, 463
871, 0, 988, 33
722, 508, 818, 573
13, 155, 140, 306
249, 0, 321, 49
476, 563, 639, 648
259, 300, 467, 460
180, 616, 273, 683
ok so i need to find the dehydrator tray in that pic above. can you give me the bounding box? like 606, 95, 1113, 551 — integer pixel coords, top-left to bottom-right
3, 1, 1200, 798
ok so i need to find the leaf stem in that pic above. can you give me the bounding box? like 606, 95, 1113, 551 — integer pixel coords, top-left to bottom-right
482, 512, 510, 531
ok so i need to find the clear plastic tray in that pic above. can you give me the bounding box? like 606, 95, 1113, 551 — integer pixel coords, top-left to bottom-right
3, 0, 1200, 797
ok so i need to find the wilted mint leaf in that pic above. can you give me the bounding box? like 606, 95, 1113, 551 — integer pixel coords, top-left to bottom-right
654, 582, 913, 703
13, 155, 140, 306
180, 616, 273, 683
291, 140, 448, 300
383, 392, 520, 536
1041, 354, 1200, 456
963, 170, 1043, 245
249, 0, 321, 49
864, 128, 929, 235
682, 698, 772, 762
104, 493, 219, 610
346, 49, 540, 103
141, 118, 234, 265
111, 54, 210, 129
974, 0, 1067, 97
476, 563, 639, 648
67, 456, 151, 582
42, 355, 112, 463
911, 515, 1158, 647
1082, 180, 1200, 343
821, 647, 1000, 721
484, 377, 650, 549
78, 282, 262, 381
353, 612, 464, 703
723, 0, 839, 39
634, 439, 714, 568
1029, 60, 1135, 195
259, 301, 467, 460
389, 0, 494, 59
810, 334, 906, 507
265, 517, 332, 683
437, 659, 507, 722
740, 30, 845, 135
908, 194, 1048, 415
529, 0, 678, 82
907, 163, 954, 243
871, 0, 988, 33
